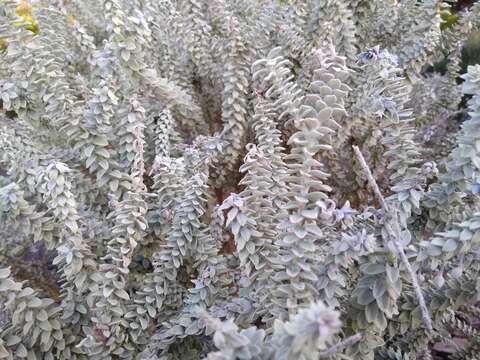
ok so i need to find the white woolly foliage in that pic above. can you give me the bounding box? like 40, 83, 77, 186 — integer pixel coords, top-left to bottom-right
197, 301, 342, 360
1, 0, 480, 360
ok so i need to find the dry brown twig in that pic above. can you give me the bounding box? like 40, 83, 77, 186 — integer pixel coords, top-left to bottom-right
352, 145, 434, 336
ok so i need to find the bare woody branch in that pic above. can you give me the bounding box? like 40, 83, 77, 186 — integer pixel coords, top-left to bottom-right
352, 145, 434, 336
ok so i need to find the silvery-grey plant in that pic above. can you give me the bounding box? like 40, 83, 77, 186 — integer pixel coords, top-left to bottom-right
1, 0, 480, 359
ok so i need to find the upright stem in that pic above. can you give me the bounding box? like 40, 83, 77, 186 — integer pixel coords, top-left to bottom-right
352, 145, 434, 336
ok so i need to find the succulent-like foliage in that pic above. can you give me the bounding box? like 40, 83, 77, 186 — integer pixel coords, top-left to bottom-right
197, 300, 348, 360
1, 0, 480, 359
